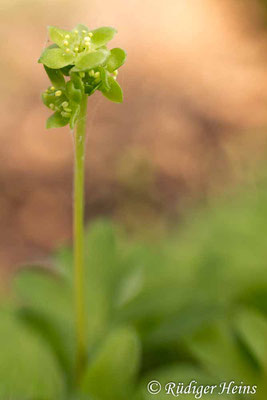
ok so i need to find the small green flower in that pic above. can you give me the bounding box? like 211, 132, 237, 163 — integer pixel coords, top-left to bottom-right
39, 24, 127, 129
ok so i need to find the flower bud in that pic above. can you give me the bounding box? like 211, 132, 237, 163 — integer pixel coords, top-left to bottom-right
55, 90, 62, 97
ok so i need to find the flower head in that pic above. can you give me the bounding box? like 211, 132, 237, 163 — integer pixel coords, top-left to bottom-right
38, 24, 127, 129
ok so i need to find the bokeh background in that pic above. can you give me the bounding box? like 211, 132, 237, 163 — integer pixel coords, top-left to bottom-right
1, 0, 267, 269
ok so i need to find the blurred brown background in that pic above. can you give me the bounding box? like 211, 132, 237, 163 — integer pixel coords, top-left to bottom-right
1, 0, 267, 268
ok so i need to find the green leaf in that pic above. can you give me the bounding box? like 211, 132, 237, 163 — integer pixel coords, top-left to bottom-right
46, 112, 69, 129
81, 327, 141, 400
84, 221, 121, 346
39, 48, 75, 69
13, 266, 73, 322
235, 308, 267, 372
44, 65, 65, 89
0, 308, 64, 399
74, 49, 109, 71
107, 48, 127, 72
48, 26, 74, 48
91, 27, 117, 48
100, 75, 123, 103
187, 321, 257, 382
17, 307, 75, 388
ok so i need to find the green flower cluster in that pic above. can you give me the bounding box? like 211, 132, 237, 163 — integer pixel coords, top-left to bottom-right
39, 24, 127, 129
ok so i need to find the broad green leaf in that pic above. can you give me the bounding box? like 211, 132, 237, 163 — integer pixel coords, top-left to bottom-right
235, 309, 267, 371
74, 49, 109, 71
13, 267, 73, 322
146, 303, 225, 346
48, 26, 75, 48
100, 75, 123, 103
0, 309, 64, 399
17, 307, 75, 389
44, 65, 65, 89
107, 48, 127, 72
81, 327, 141, 400
187, 321, 257, 383
46, 112, 69, 129
84, 220, 121, 346
39, 48, 75, 69
91, 27, 117, 48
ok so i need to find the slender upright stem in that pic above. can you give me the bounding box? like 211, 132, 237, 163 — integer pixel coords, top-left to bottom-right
73, 94, 88, 381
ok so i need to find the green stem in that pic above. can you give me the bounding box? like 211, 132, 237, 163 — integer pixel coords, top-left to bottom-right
73, 94, 88, 382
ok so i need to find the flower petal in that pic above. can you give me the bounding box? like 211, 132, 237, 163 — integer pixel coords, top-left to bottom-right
39, 48, 75, 69
100, 76, 123, 103
90, 27, 117, 48
107, 48, 127, 72
46, 112, 69, 129
48, 26, 75, 49
73, 49, 109, 71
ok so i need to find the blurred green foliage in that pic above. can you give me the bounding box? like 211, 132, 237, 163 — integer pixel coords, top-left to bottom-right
1, 179, 267, 399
